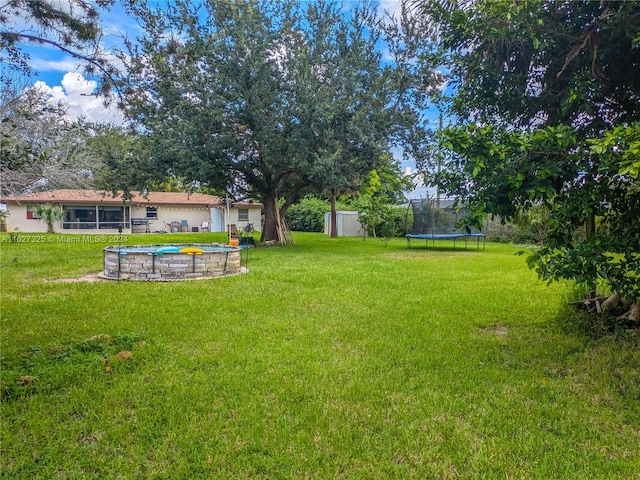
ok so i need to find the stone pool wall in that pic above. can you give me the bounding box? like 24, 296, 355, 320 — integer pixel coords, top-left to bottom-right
103, 245, 242, 280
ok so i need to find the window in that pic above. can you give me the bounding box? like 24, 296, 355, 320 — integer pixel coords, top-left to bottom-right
62, 205, 130, 230
98, 206, 128, 230
146, 207, 158, 219
26, 205, 41, 219
238, 208, 249, 222
63, 205, 96, 229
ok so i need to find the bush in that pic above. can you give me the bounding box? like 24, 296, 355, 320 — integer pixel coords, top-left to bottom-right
485, 220, 520, 243
368, 206, 409, 238
285, 197, 329, 232
383, 206, 410, 237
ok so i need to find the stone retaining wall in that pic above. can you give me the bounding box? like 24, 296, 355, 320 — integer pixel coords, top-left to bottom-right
103, 244, 242, 280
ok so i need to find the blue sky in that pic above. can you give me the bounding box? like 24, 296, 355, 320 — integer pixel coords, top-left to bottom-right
18, 0, 441, 190
18, 1, 136, 124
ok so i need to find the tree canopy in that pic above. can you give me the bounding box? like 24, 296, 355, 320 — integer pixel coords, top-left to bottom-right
121, 0, 435, 242
0, 0, 128, 197
0, 85, 98, 196
423, 0, 640, 317
1, 0, 119, 95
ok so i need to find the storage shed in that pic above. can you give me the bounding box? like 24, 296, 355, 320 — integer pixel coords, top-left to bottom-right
323, 211, 367, 237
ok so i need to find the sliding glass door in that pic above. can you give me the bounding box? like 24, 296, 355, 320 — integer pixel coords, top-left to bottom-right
63, 205, 131, 230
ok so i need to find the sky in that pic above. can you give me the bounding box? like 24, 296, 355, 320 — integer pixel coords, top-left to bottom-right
18, 1, 137, 124
15, 0, 440, 195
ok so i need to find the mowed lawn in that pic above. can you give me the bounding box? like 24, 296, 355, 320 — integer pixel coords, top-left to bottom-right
1, 232, 639, 479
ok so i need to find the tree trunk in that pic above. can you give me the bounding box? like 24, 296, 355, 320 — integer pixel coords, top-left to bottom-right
273, 195, 286, 243
260, 192, 280, 243
585, 212, 596, 291
620, 303, 640, 323
330, 188, 338, 238
260, 193, 292, 243
585, 212, 596, 241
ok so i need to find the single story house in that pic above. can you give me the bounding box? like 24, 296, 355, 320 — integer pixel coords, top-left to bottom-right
0, 189, 262, 234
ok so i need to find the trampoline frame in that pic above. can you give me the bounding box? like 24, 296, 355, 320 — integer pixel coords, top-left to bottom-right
405, 233, 486, 249
405, 199, 486, 249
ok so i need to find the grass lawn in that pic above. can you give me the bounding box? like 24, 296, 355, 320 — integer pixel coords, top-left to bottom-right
1, 232, 639, 479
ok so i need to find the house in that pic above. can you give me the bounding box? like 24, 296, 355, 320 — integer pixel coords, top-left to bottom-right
0, 189, 262, 234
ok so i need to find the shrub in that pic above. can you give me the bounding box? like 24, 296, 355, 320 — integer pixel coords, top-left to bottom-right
384, 206, 410, 237
285, 197, 329, 232
34, 204, 65, 234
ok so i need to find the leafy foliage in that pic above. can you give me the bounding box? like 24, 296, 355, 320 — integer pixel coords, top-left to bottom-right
0, 0, 119, 96
122, 1, 434, 242
0, 87, 98, 196
33, 204, 64, 233
87, 124, 153, 198
424, 0, 640, 302
357, 169, 408, 239
285, 197, 329, 233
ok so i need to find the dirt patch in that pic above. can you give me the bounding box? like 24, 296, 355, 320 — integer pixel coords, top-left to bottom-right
478, 323, 508, 337
49, 274, 103, 283
48, 268, 248, 283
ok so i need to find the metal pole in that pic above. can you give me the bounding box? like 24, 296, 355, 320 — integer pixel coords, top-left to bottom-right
437, 112, 442, 209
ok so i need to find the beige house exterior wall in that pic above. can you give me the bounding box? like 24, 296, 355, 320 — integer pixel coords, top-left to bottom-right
3, 203, 262, 234
227, 205, 262, 233
130, 205, 211, 232
3, 204, 47, 232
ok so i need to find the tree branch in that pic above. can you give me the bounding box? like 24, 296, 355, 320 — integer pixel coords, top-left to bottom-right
1, 31, 122, 101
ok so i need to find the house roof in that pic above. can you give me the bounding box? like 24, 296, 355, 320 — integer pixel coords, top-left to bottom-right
1, 189, 262, 208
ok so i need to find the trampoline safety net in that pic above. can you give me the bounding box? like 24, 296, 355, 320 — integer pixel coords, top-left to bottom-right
407, 199, 477, 235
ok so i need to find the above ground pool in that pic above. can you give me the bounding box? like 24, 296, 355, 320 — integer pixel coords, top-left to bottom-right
102, 243, 242, 280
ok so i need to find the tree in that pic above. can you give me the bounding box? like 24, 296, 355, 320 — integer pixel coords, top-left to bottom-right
357, 158, 411, 240
1, 0, 119, 96
0, 85, 98, 196
357, 170, 389, 239
34, 203, 64, 233
86, 124, 153, 197
422, 0, 640, 322
1, 0, 122, 197
122, 0, 435, 243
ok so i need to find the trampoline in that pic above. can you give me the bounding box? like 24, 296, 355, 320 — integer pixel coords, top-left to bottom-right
405, 199, 486, 249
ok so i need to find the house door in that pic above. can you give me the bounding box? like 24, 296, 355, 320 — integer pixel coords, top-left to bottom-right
210, 207, 225, 232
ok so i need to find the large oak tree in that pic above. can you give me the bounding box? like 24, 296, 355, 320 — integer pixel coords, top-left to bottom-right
121, 0, 435, 242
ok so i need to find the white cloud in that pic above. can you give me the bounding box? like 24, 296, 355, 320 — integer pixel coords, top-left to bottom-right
378, 0, 403, 18
33, 73, 124, 124
28, 56, 84, 73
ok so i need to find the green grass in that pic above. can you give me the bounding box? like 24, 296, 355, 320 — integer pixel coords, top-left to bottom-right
1, 232, 639, 479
